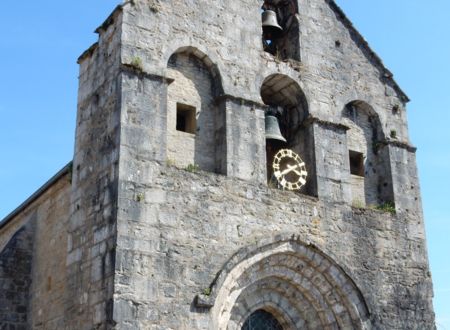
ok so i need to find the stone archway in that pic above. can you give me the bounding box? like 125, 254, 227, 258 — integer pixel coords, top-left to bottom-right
342, 100, 393, 207
260, 74, 316, 196
210, 240, 370, 329
166, 46, 225, 173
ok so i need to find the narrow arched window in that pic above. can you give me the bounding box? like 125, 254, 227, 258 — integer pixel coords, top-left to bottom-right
343, 101, 394, 207
166, 47, 225, 174
242, 309, 283, 330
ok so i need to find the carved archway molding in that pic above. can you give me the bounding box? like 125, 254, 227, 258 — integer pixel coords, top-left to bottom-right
195, 236, 371, 329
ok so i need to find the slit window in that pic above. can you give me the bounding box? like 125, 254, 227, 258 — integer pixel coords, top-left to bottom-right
349, 150, 364, 177
176, 103, 196, 134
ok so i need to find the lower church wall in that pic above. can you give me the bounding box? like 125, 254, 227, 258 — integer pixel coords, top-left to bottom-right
114, 161, 434, 329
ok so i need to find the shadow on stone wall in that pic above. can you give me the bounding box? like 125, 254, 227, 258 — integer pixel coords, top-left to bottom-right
0, 222, 35, 329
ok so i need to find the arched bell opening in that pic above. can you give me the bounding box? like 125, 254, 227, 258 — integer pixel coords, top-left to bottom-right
261, 74, 316, 196
166, 47, 225, 174
342, 100, 394, 208
261, 0, 300, 61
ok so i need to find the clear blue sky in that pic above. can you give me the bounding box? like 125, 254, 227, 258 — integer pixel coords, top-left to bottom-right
0, 1, 448, 328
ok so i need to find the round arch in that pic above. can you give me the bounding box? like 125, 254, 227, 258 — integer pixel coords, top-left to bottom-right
260, 74, 316, 196
260, 73, 309, 134
342, 100, 394, 207
166, 46, 224, 97
210, 240, 370, 330
342, 100, 385, 140
165, 45, 225, 173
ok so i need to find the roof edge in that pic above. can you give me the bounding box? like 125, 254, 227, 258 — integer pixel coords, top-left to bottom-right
77, 42, 99, 64
327, 0, 410, 103
94, 4, 123, 34
0, 162, 73, 230
77, 4, 124, 64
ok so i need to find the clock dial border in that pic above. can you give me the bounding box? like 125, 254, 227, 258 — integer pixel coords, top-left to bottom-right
272, 148, 308, 191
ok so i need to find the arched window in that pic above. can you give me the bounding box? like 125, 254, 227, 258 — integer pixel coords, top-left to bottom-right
166, 47, 224, 173
343, 101, 394, 207
242, 310, 283, 330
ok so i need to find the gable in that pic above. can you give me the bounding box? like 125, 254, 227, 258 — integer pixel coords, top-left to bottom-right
327, 0, 409, 102
298, 0, 408, 106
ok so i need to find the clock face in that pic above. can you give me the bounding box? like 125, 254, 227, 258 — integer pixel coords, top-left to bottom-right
272, 149, 307, 191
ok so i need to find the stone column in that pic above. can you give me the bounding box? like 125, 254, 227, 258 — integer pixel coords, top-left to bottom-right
312, 119, 352, 204
119, 67, 173, 164
219, 95, 267, 184
388, 142, 422, 216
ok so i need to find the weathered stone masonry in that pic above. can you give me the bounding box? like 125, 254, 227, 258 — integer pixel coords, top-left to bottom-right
0, 0, 434, 329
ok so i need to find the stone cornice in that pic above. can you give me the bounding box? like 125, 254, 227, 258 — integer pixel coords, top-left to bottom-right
214, 94, 267, 109
378, 139, 417, 152
120, 64, 174, 84
303, 116, 350, 131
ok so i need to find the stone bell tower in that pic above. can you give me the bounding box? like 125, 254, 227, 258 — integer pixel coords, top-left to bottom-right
65, 0, 435, 328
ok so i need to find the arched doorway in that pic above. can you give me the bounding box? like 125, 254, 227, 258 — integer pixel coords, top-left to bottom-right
211, 240, 370, 329
242, 309, 283, 330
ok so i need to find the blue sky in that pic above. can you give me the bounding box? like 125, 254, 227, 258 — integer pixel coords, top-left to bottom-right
0, 1, 448, 328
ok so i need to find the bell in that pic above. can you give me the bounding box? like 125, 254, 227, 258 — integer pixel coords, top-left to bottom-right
265, 114, 287, 142
262, 10, 283, 38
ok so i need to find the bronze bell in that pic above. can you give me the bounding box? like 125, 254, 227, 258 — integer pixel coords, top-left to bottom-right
265, 114, 286, 142
262, 10, 283, 38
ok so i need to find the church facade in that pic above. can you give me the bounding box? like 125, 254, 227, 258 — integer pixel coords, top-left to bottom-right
0, 0, 435, 329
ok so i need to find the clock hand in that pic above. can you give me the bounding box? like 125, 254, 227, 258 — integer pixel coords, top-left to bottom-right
279, 166, 293, 176
292, 169, 301, 176
280, 164, 299, 176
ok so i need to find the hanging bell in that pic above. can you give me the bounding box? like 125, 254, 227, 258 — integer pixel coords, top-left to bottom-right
262, 10, 283, 38
265, 114, 287, 142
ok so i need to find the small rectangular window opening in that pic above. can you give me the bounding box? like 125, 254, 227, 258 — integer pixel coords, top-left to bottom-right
176, 103, 196, 134
349, 150, 364, 177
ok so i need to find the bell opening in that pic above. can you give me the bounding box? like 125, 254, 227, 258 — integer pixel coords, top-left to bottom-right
262, 10, 283, 40
260, 2, 300, 61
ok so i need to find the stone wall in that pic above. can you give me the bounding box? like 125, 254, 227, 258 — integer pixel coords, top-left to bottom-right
0, 224, 34, 329
0, 0, 434, 328
29, 174, 71, 329
113, 160, 434, 329
66, 7, 123, 328
118, 0, 412, 201
0, 171, 71, 330
119, 0, 408, 137
108, 0, 434, 328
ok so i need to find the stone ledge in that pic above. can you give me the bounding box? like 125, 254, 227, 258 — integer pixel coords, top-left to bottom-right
214, 94, 267, 109
120, 64, 174, 84
382, 139, 417, 153
303, 116, 350, 131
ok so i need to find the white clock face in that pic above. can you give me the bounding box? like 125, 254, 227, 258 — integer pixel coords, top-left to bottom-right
272, 149, 307, 191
